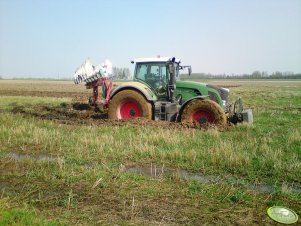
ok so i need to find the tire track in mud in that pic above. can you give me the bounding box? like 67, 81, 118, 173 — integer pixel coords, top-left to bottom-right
9, 102, 230, 131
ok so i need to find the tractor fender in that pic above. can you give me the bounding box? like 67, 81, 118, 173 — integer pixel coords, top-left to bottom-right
110, 81, 157, 102
178, 96, 208, 117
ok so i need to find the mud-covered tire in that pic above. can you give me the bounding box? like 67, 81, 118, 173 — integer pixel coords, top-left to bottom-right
181, 99, 227, 126
108, 90, 152, 120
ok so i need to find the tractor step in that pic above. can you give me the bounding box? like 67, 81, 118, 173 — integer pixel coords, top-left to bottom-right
154, 102, 178, 122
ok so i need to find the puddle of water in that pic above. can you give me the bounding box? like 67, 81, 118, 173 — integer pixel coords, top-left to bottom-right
180, 171, 221, 184
249, 184, 301, 194
7, 152, 59, 162
248, 184, 274, 193
124, 165, 301, 194
125, 165, 166, 177
125, 165, 222, 184
290, 187, 301, 193
4, 154, 300, 195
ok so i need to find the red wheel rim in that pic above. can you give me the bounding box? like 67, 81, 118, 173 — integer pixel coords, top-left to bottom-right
118, 100, 142, 119
192, 110, 215, 124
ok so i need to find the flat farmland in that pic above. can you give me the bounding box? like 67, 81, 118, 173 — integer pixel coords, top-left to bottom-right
0, 80, 92, 101
0, 79, 300, 225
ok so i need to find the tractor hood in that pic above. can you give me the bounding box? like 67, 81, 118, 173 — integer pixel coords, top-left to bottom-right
176, 80, 209, 95
176, 80, 226, 107
110, 81, 157, 101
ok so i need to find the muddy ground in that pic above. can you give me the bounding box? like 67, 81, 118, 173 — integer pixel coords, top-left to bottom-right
0, 79, 254, 130
9, 102, 230, 131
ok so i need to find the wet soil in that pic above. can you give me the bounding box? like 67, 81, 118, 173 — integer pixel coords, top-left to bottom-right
9, 102, 230, 130
124, 165, 301, 194
6, 152, 60, 162
5, 152, 301, 195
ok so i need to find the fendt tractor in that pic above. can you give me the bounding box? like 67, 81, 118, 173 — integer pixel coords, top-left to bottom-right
74, 57, 253, 126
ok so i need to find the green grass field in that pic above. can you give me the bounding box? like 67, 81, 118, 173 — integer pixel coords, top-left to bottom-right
0, 80, 300, 225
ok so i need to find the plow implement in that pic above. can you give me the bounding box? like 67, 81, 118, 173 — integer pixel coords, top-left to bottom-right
74, 58, 113, 107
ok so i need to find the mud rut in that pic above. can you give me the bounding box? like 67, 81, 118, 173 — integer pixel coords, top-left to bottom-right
9, 102, 230, 130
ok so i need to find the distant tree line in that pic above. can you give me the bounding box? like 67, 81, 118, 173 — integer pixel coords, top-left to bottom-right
2, 70, 300, 81
181, 71, 301, 80
112, 67, 131, 80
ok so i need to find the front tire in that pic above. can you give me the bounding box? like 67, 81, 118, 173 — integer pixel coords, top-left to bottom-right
181, 99, 227, 126
108, 90, 152, 120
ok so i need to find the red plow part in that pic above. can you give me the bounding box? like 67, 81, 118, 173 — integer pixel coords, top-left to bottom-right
86, 77, 112, 107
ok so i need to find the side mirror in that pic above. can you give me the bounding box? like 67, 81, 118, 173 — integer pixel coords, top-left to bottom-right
188, 67, 192, 75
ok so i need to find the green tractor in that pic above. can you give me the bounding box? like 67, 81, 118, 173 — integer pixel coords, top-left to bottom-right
106, 57, 253, 126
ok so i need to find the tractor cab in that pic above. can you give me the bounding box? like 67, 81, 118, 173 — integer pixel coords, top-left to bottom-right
132, 57, 186, 101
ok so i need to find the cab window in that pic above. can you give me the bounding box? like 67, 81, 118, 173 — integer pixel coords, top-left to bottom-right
136, 64, 148, 80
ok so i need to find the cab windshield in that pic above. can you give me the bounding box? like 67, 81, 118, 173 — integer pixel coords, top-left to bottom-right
134, 62, 168, 98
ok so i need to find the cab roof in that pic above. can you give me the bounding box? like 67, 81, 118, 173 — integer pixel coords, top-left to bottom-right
132, 57, 181, 64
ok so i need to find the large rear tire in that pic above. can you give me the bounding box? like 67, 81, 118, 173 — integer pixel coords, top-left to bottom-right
181, 99, 227, 126
108, 90, 152, 120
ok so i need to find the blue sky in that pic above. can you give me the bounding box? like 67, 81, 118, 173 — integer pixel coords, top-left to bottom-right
0, 0, 300, 78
